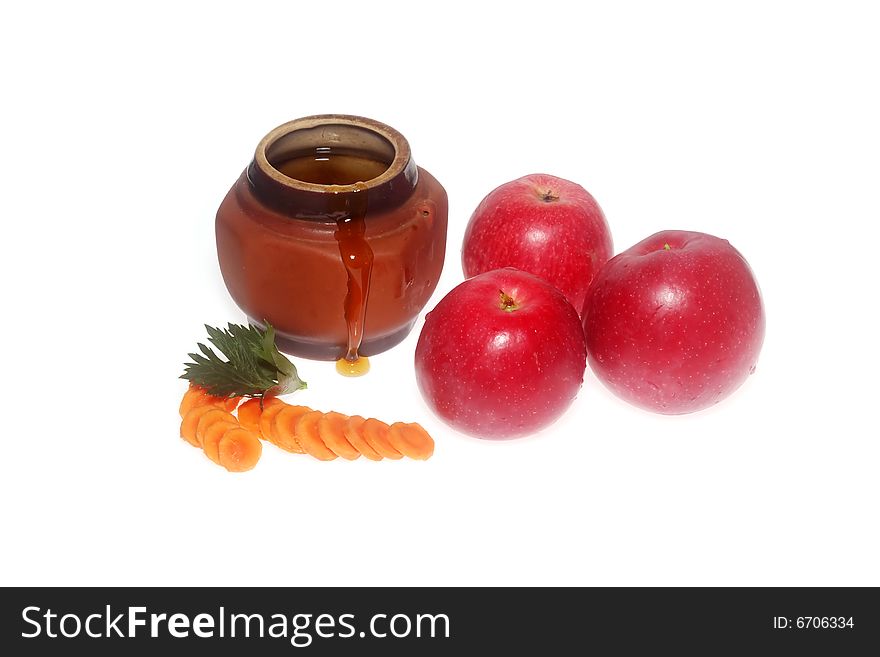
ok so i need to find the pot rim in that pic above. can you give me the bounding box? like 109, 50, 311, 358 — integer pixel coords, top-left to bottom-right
254, 114, 412, 194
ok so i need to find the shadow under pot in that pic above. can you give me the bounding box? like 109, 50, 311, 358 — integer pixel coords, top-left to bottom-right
215, 114, 448, 375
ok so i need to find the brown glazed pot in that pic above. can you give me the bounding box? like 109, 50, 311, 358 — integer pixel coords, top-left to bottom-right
216, 115, 448, 360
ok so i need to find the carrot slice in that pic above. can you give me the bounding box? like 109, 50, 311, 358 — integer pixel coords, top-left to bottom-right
263, 396, 284, 409
403, 423, 435, 460
195, 409, 237, 447
218, 428, 262, 472
180, 385, 241, 417
295, 411, 338, 461
318, 412, 360, 460
237, 398, 264, 435
211, 395, 242, 412
388, 422, 434, 460
202, 421, 239, 464
179, 385, 209, 417
361, 418, 403, 460
180, 405, 220, 447
258, 399, 287, 442
342, 415, 382, 461
271, 405, 312, 453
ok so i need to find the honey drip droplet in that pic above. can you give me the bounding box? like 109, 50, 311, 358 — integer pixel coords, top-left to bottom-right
335, 355, 371, 377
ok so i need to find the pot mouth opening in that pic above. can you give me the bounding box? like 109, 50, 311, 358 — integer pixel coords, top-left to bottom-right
256, 115, 410, 193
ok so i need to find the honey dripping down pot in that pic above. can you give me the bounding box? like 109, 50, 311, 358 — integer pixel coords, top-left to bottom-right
332, 182, 372, 377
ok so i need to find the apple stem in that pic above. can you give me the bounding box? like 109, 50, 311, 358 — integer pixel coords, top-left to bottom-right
541, 190, 559, 202
499, 290, 519, 312
663, 243, 671, 251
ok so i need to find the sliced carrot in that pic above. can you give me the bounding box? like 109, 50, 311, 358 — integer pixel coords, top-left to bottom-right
181, 386, 437, 467
258, 399, 287, 442
202, 420, 239, 464
361, 418, 403, 460
179, 385, 209, 417
295, 411, 338, 461
211, 395, 243, 412
195, 409, 237, 447
237, 398, 264, 435
403, 423, 435, 461
318, 412, 360, 460
388, 422, 435, 460
262, 396, 284, 409
271, 405, 312, 453
218, 428, 262, 472
180, 405, 220, 447
180, 385, 241, 417
342, 415, 382, 461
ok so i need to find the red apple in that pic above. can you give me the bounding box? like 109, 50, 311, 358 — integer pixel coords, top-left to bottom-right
582, 230, 765, 414
461, 173, 613, 315
415, 268, 586, 439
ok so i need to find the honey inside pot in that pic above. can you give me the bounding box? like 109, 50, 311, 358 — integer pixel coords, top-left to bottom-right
274, 149, 389, 186
215, 115, 448, 373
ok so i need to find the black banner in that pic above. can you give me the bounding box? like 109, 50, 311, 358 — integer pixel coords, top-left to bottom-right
1, 587, 877, 654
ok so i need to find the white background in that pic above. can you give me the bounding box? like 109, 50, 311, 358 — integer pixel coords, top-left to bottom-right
2, 1, 878, 586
